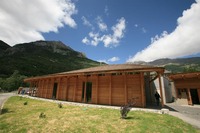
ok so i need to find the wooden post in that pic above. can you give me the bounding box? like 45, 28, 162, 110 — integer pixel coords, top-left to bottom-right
187, 88, 192, 105
29, 82, 33, 96
45, 79, 48, 98
56, 78, 61, 100
140, 72, 145, 107
73, 76, 77, 101
47, 79, 51, 98
50, 78, 55, 99
40, 80, 44, 97
109, 74, 112, 105
38, 80, 41, 97
96, 75, 99, 104
65, 77, 68, 101
124, 73, 127, 105
83, 76, 88, 103
158, 73, 164, 107
62, 78, 65, 100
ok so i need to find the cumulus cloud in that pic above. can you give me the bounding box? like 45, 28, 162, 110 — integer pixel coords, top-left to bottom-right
0, 0, 77, 46
98, 56, 120, 64
82, 17, 126, 48
97, 59, 108, 64
81, 16, 94, 29
127, 0, 200, 62
82, 37, 90, 45
108, 57, 120, 62
96, 16, 107, 31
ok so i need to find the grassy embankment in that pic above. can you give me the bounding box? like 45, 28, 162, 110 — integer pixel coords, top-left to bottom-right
0, 96, 199, 133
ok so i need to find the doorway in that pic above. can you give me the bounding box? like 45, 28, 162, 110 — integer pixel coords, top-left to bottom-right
190, 89, 200, 104
52, 83, 58, 99
82, 82, 92, 103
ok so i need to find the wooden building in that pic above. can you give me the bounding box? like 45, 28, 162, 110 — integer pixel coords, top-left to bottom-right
169, 72, 200, 105
24, 64, 165, 107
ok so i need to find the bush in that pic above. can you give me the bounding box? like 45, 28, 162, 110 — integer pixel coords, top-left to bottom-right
120, 97, 137, 119
58, 102, 63, 108
24, 101, 28, 105
0, 70, 28, 92
39, 112, 46, 118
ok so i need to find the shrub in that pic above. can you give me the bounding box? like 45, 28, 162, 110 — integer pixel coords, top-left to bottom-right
24, 101, 28, 105
58, 102, 63, 108
39, 112, 46, 118
120, 97, 137, 119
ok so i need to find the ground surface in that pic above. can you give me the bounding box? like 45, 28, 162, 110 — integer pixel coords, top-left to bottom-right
0, 93, 200, 130
0, 93, 16, 111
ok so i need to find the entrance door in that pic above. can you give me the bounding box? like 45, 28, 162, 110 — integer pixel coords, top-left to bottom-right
82, 82, 92, 103
190, 89, 200, 104
52, 83, 58, 99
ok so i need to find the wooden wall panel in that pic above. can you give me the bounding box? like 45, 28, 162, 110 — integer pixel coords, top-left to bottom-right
75, 78, 82, 102
58, 78, 66, 100
37, 80, 42, 97
42, 80, 48, 98
49, 79, 54, 99
127, 74, 142, 107
67, 77, 75, 101
98, 76, 109, 105
112, 75, 125, 106
46, 79, 51, 99
175, 79, 200, 88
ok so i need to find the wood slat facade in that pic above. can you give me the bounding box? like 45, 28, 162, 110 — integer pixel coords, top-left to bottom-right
25, 64, 164, 107
169, 72, 200, 105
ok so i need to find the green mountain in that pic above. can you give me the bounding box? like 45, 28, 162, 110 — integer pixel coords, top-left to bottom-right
0, 40, 101, 78
0, 40, 11, 55
149, 57, 200, 73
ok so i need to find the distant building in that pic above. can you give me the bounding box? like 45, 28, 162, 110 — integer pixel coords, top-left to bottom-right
24, 64, 165, 107
169, 72, 200, 105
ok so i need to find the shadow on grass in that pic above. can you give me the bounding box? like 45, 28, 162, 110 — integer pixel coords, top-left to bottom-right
124, 116, 141, 120
0, 108, 14, 115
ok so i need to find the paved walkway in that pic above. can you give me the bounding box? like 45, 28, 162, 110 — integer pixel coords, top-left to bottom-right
0, 92, 16, 114
165, 103, 200, 129
1, 94, 200, 129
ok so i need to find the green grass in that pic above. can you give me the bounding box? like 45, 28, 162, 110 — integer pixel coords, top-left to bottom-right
0, 96, 199, 133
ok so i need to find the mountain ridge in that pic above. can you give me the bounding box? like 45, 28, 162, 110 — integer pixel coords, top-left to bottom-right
0, 40, 101, 78
0, 40, 200, 77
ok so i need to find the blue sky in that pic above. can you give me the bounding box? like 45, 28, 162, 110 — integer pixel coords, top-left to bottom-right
1, 0, 200, 64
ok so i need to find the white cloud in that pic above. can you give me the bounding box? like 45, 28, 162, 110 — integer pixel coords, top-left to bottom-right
89, 32, 101, 46
142, 27, 147, 33
97, 59, 108, 64
98, 56, 120, 64
127, 0, 200, 62
0, 0, 77, 46
82, 37, 90, 45
96, 16, 107, 31
81, 16, 94, 29
108, 57, 120, 62
82, 17, 126, 48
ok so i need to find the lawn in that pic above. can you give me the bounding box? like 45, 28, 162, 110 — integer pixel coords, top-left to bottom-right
0, 96, 199, 133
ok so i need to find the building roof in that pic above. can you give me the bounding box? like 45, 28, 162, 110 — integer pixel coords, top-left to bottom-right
169, 72, 200, 80
24, 64, 164, 81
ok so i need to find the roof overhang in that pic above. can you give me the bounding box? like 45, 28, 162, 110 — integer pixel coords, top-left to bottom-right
24, 64, 164, 82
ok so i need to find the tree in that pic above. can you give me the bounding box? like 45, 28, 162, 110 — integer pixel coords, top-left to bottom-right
0, 70, 27, 92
